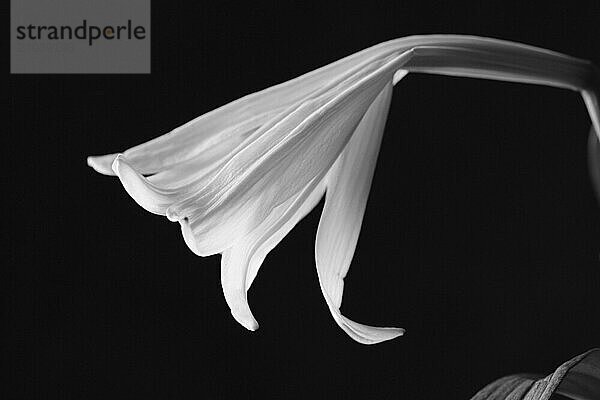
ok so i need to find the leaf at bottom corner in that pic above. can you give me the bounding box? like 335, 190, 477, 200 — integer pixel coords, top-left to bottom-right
471, 348, 600, 400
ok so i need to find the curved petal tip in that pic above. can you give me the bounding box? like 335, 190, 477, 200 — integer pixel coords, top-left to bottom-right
87, 153, 119, 175
111, 155, 174, 215
220, 248, 260, 331
180, 218, 201, 256
230, 301, 260, 332
335, 311, 404, 344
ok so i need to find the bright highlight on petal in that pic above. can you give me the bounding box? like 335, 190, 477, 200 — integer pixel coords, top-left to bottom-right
88, 35, 599, 344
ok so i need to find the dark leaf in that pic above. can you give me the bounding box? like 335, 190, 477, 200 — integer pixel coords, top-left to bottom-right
471, 349, 600, 400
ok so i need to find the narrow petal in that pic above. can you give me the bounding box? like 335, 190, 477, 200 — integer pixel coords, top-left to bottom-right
220, 246, 259, 331
315, 82, 403, 344
243, 178, 327, 291
220, 177, 327, 330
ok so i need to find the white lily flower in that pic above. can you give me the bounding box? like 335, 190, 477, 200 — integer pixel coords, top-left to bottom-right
88, 35, 599, 344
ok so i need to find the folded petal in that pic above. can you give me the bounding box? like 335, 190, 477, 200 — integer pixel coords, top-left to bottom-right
315, 82, 403, 344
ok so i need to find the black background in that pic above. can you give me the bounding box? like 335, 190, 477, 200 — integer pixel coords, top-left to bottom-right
6, 1, 600, 399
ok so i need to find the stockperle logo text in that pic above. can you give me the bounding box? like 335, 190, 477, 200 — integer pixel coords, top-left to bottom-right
15, 19, 147, 46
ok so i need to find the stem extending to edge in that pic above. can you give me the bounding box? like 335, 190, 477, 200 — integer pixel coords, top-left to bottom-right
583, 87, 600, 202
391, 38, 600, 202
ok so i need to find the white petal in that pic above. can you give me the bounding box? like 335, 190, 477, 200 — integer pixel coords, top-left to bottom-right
243, 179, 327, 291
146, 130, 254, 188
220, 246, 259, 331
221, 177, 327, 330
86, 112, 273, 176
86, 38, 415, 177
93, 51, 413, 234
393, 70, 408, 85
315, 82, 403, 344
111, 155, 178, 215
174, 51, 415, 256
